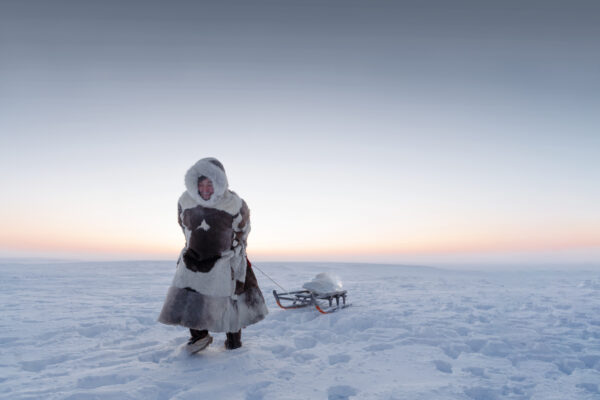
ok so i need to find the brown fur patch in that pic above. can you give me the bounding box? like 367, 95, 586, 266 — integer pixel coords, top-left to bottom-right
181, 205, 234, 273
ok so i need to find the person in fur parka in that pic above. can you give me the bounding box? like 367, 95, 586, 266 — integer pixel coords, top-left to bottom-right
158, 157, 268, 352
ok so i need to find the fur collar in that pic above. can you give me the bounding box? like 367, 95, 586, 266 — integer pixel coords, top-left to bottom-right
181, 158, 242, 214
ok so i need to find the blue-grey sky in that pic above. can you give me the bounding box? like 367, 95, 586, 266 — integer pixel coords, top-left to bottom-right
1, 0, 599, 266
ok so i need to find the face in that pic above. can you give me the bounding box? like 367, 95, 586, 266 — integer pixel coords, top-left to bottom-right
198, 178, 214, 200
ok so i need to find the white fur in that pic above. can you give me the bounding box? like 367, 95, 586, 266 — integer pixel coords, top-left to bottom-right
198, 220, 210, 231
172, 255, 235, 297
184, 158, 229, 207
230, 248, 247, 287
178, 190, 242, 216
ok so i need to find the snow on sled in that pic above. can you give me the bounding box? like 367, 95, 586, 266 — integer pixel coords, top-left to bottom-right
273, 273, 350, 314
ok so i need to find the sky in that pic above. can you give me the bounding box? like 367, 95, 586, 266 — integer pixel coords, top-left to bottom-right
1, 0, 599, 267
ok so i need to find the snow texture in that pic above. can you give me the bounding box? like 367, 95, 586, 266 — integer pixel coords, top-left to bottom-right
1, 261, 599, 399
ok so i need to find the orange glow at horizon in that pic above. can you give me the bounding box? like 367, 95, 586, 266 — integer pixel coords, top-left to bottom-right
0, 227, 181, 258
2, 225, 598, 260
0, 235, 179, 258
249, 236, 600, 258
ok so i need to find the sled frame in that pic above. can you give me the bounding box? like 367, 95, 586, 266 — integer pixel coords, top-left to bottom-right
273, 289, 349, 314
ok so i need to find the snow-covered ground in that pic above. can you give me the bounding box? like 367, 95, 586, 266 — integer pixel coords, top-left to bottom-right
1, 261, 599, 400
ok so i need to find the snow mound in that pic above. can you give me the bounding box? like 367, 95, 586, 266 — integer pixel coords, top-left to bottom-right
302, 272, 343, 294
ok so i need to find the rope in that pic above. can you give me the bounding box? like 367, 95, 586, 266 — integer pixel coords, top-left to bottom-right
252, 263, 289, 293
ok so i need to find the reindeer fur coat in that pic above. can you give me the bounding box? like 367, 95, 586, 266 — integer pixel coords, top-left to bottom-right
158, 158, 268, 332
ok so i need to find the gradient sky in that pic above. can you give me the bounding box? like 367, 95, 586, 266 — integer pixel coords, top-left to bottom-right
1, 0, 599, 266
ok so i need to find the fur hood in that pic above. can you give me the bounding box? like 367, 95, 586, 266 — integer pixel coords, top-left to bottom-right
184, 158, 229, 207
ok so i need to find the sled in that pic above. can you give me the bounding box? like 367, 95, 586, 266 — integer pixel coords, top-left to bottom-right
272, 273, 350, 314
272, 289, 349, 314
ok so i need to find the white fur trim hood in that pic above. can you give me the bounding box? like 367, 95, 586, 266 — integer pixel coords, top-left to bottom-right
184, 157, 229, 207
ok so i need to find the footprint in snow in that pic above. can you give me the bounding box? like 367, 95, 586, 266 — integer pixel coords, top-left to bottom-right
555, 359, 584, 375
433, 360, 452, 373
465, 339, 487, 353
464, 386, 500, 400
276, 370, 295, 380
576, 383, 599, 394
579, 354, 600, 369
328, 353, 351, 365
293, 352, 318, 363
267, 345, 295, 358
442, 344, 467, 359
455, 326, 470, 336
245, 381, 272, 400
293, 336, 317, 350
480, 341, 512, 358
327, 385, 358, 400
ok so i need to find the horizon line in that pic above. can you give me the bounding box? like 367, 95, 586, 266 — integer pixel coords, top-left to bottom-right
1, 255, 598, 268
